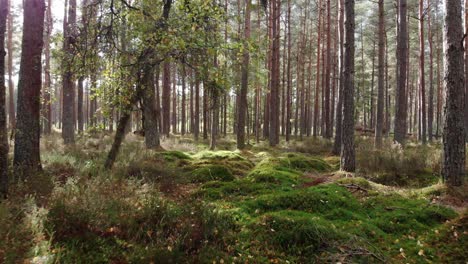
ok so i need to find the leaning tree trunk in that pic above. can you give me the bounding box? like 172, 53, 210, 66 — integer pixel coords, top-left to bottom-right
340, 0, 355, 172
442, 0, 465, 187
394, 0, 408, 145
13, 0, 45, 176
375, 0, 385, 148
0, 0, 8, 196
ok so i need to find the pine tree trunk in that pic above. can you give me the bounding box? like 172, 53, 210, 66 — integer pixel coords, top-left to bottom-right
162, 61, 171, 137
314, 0, 323, 137
143, 65, 160, 149
285, 0, 292, 142
42, 0, 52, 134
237, 0, 250, 149
6, 0, 14, 130
62, 0, 76, 144
324, 0, 332, 139
13, 0, 45, 176
181, 65, 186, 136
0, 0, 8, 196
442, 0, 465, 187
332, 0, 344, 155
428, 0, 434, 141
375, 0, 385, 148
419, 0, 426, 143
465, 0, 468, 141
340, 0, 355, 172
394, 0, 408, 145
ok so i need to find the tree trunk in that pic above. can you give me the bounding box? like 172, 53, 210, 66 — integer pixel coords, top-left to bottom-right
42, 0, 52, 134
143, 65, 160, 149
0, 0, 8, 196
333, 0, 344, 155
314, 0, 323, 137
340, 0, 355, 172
419, 0, 426, 143
285, 0, 292, 142
162, 61, 171, 137
237, 0, 250, 149
62, 0, 76, 144
375, 0, 385, 148
428, 0, 434, 142
324, 0, 332, 139
394, 0, 408, 145
465, 0, 468, 141
77, 76, 84, 132
181, 65, 186, 135
13, 0, 45, 176
7, 0, 14, 130
442, 0, 465, 187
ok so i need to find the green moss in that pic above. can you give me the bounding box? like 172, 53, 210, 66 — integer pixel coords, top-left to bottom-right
196, 179, 293, 200
278, 153, 332, 173
161, 151, 192, 161
242, 184, 361, 214
336, 176, 371, 189
246, 158, 300, 186
191, 165, 235, 183
252, 210, 345, 256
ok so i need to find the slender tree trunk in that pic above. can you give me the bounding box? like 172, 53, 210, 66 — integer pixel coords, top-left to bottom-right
62, 0, 76, 144
237, 0, 250, 149
324, 0, 332, 138
333, 0, 344, 155
42, 0, 52, 134
181, 65, 186, 135
375, 0, 385, 148
143, 65, 160, 149
172, 67, 177, 134
394, 0, 408, 145
194, 74, 200, 141
7, 0, 14, 130
268, 0, 280, 146
162, 61, 171, 137
419, 0, 426, 143
0, 0, 8, 196
77, 76, 84, 132
340, 0, 355, 172
442, 0, 465, 187
314, 0, 323, 137
13, 0, 45, 176
285, 0, 292, 142
428, 0, 434, 142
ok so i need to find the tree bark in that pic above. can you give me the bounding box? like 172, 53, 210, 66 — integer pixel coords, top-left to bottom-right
162, 60, 171, 137
333, 0, 344, 155
340, 0, 355, 172
442, 0, 465, 187
42, 0, 52, 134
419, 0, 427, 144
0, 0, 8, 196
237, 0, 250, 149
375, 0, 385, 148
143, 65, 160, 149
314, 0, 323, 137
6, 0, 14, 130
394, 0, 408, 145
428, 0, 434, 142
13, 0, 45, 176
62, 0, 76, 144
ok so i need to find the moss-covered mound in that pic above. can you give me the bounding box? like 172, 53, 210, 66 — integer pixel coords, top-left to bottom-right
190, 164, 235, 183
189, 151, 255, 177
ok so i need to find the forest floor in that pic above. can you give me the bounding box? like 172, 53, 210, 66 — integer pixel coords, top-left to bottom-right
0, 131, 466, 263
